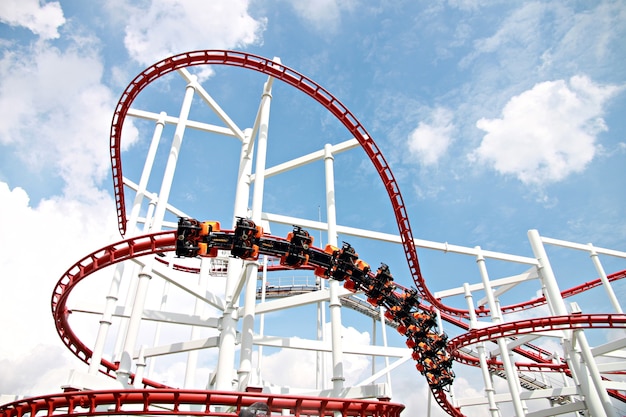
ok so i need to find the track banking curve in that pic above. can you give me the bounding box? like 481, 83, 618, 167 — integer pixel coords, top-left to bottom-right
111, 49, 626, 415
1, 50, 619, 417
46, 224, 626, 415
108, 50, 456, 318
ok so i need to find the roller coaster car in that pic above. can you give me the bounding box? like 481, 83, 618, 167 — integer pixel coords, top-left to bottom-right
386, 289, 419, 320
197, 221, 221, 257
427, 331, 448, 349
176, 217, 203, 257
422, 357, 438, 372
232, 218, 263, 260
401, 288, 420, 306
406, 323, 429, 339
366, 263, 395, 305
345, 260, 371, 292
428, 367, 455, 390
406, 337, 417, 349
280, 226, 313, 268
343, 278, 358, 292
425, 370, 454, 390
412, 311, 437, 330
313, 244, 339, 278
328, 242, 359, 281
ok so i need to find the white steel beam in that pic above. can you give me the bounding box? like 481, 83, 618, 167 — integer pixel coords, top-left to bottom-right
139, 336, 221, 358
261, 212, 539, 264
591, 337, 626, 358
251, 138, 360, 180
127, 108, 238, 137
177, 68, 247, 141
253, 335, 408, 357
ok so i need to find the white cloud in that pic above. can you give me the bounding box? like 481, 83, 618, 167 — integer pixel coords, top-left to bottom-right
123, 0, 266, 66
470, 75, 621, 185
260, 325, 371, 389
0, 0, 65, 39
407, 107, 454, 166
0, 182, 119, 394
0, 41, 138, 199
284, 0, 357, 33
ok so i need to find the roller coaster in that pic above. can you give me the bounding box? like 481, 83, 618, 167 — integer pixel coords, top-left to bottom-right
176, 217, 455, 390
1, 50, 625, 417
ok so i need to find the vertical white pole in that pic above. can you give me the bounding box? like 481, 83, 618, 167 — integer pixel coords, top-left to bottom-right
112, 200, 154, 363
89, 114, 167, 375
147, 279, 169, 378
88, 264, 123, 374
123, 78, 196, 364
528, 230, 608, 417
371, 316, 377, 376
133, 346, 146, 388
317, 275, 327, 390
317, 203, 327, 390
184, 271, 207, 388
239, 78, 272, 389
257, 256, 268, 384
475, 247, 526, 417
589, 244, 623, 314
215, 129, 253, 391
571, 303, 617, 417
324, 143, 345, 395
378, 307, 392, 392
127, 111, 167, 230
463, 283, 500, 417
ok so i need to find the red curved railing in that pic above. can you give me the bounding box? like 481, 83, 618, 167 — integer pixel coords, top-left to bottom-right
2, 49, 617, 417
106, 49, 626, 415
0, 389, 405, 417
108, 50, 460, 319
449, 314, 626, 357
51, 232, 177, 378
49, 230, 464, 415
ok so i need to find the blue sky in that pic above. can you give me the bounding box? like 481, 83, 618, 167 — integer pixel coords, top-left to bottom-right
1, 1, 625, 416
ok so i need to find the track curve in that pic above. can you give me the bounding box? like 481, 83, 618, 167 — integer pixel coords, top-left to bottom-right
21, 49, 620, 417
0, 389, 405, 417
108, 49, 456, 318
50, 228, 464, 416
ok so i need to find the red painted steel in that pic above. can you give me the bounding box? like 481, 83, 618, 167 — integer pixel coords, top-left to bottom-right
0, 389, 404, 417
1, 49, 616, 417
108, 50, 452, 319
449, 313, 626, 351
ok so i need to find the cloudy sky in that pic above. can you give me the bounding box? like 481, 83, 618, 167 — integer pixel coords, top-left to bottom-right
1, 1, 625, 416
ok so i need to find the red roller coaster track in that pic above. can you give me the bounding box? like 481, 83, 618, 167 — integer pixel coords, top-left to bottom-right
1, 50, 623, 417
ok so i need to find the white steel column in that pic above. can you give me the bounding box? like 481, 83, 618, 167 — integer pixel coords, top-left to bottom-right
215, 129, 253, 391
589, 244, 623, 314
528, 230, 609, 417
184, 267, 208, 388
475, 247, 525, 417
571, 303, 617, 417
324, 143, 345, 395
123, 78, 197, 364
464, 283, 500, 417
89, 114, 167, 375
127, 111, 167, 230
238, 77, 273, 389
378, 306, 392, 392
317, 276, 327, 390
256, 256, 269, 384
88, 265, 123, 374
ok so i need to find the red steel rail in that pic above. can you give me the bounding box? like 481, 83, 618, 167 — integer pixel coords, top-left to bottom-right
21, 49, 618, 417
108, 49, 459, 318
48, 229, 462, 416
0, 389, 405, 417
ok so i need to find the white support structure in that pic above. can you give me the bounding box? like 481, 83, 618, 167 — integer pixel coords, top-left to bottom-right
56, 59, 626, 417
